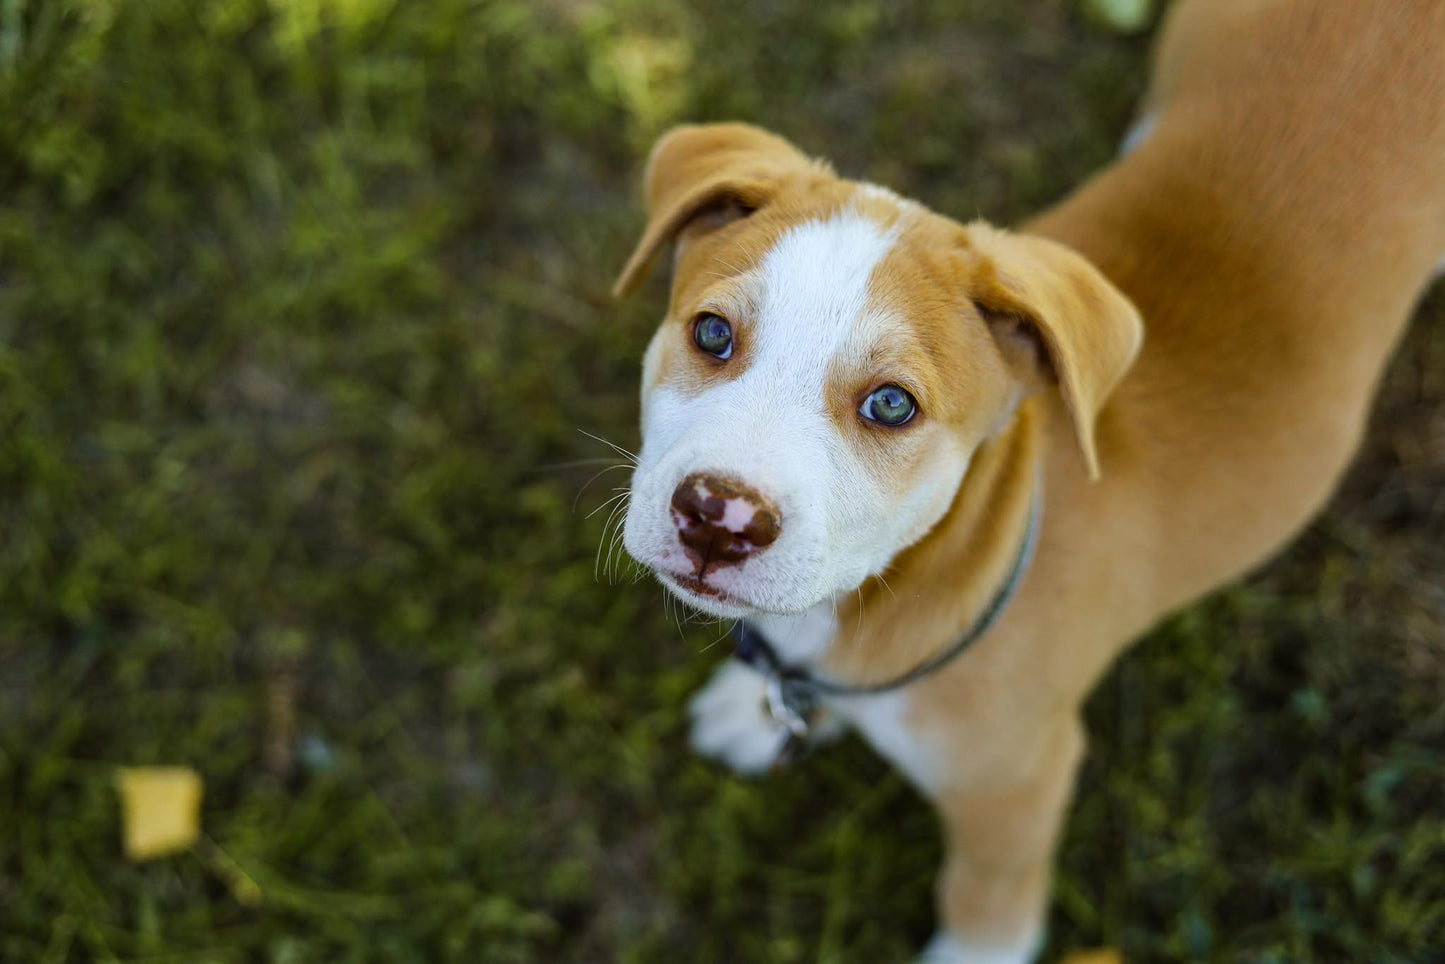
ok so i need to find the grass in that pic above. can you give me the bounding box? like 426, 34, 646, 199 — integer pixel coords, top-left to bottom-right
0, 1, 1442, 961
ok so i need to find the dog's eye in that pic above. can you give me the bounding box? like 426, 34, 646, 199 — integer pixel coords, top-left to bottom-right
693, 313, 733, 359
861, 384, 917, 426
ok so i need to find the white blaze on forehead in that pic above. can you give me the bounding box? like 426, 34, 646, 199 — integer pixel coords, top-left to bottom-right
750, 211, 901, 384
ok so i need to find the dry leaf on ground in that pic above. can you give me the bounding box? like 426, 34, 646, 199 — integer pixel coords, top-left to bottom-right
1060, 950, 1123, 964
115, 766, 203, 861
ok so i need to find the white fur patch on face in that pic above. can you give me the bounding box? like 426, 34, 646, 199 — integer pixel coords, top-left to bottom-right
624, 209, 973, 618
754, 211, 901, 367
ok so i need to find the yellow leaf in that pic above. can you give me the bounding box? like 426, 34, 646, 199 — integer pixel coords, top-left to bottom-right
1060, 951, 1123, 964
115, 766, 203, 861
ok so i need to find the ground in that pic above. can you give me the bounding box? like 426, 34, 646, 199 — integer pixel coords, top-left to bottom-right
1, 1, 1442, 961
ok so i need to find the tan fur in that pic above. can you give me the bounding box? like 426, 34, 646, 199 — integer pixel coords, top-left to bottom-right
617, 0, 1445, 952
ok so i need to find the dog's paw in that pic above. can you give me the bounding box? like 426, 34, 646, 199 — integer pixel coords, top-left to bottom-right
917, 931, 1041, 964
687, 661, 792, 776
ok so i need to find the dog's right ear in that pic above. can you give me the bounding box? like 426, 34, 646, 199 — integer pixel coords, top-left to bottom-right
612, 123, 818, 297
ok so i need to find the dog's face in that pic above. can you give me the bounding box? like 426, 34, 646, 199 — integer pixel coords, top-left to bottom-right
616, 124, 1142, 619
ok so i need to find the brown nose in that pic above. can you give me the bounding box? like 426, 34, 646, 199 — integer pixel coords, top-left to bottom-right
670, 473, 781, 571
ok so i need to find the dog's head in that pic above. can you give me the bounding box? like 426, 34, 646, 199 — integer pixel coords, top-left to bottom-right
617, 124, 1141, 619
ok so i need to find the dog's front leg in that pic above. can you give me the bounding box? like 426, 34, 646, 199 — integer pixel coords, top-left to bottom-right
917, 712, 1085, 964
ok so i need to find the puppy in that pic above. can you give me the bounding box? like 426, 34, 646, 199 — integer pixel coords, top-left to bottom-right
614, 1, 1445, 959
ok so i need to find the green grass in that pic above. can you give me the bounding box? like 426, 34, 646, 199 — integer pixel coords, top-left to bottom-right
1, 1, 1442, 961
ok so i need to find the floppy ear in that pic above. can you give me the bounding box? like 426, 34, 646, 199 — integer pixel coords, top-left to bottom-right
967, 222, 1144, 480
612, 123, 818, 297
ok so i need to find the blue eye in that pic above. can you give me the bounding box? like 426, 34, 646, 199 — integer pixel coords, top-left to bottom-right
861, 384, 917, 426
693, 313, 733, 359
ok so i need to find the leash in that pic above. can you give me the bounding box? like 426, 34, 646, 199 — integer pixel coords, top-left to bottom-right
731, 489, 1041, 762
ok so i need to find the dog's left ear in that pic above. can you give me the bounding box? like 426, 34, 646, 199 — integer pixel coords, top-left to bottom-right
967, 222, 1144, 480
613, 123, 818, 297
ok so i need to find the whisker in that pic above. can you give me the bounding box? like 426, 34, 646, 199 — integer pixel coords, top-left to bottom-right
604, 499, 631, 581
594, 516, 617, 581
573, 463, 634, 512
594, 494, 631, 581
615, 551, 642, 585
667, 592, 689, 642
585, 489, 631, 521
697, 619, 738, 655
600, 497, 631, 582
537, 457, 629, 470
577, 429, 639, 465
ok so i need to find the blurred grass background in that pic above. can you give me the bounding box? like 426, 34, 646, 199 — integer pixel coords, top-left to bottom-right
1, 0, 1442, 961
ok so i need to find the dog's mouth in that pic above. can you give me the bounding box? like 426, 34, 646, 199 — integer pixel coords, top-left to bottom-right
657, 569, 750, 608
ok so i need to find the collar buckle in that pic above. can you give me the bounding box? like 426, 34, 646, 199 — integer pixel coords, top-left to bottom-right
764, 675, 814, 738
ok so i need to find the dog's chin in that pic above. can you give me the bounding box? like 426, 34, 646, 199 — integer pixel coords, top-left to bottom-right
655, 570, 760, 620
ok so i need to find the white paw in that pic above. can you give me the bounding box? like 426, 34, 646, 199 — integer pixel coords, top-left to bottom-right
918, 931, 1040, 964
687, 661, 792, 776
